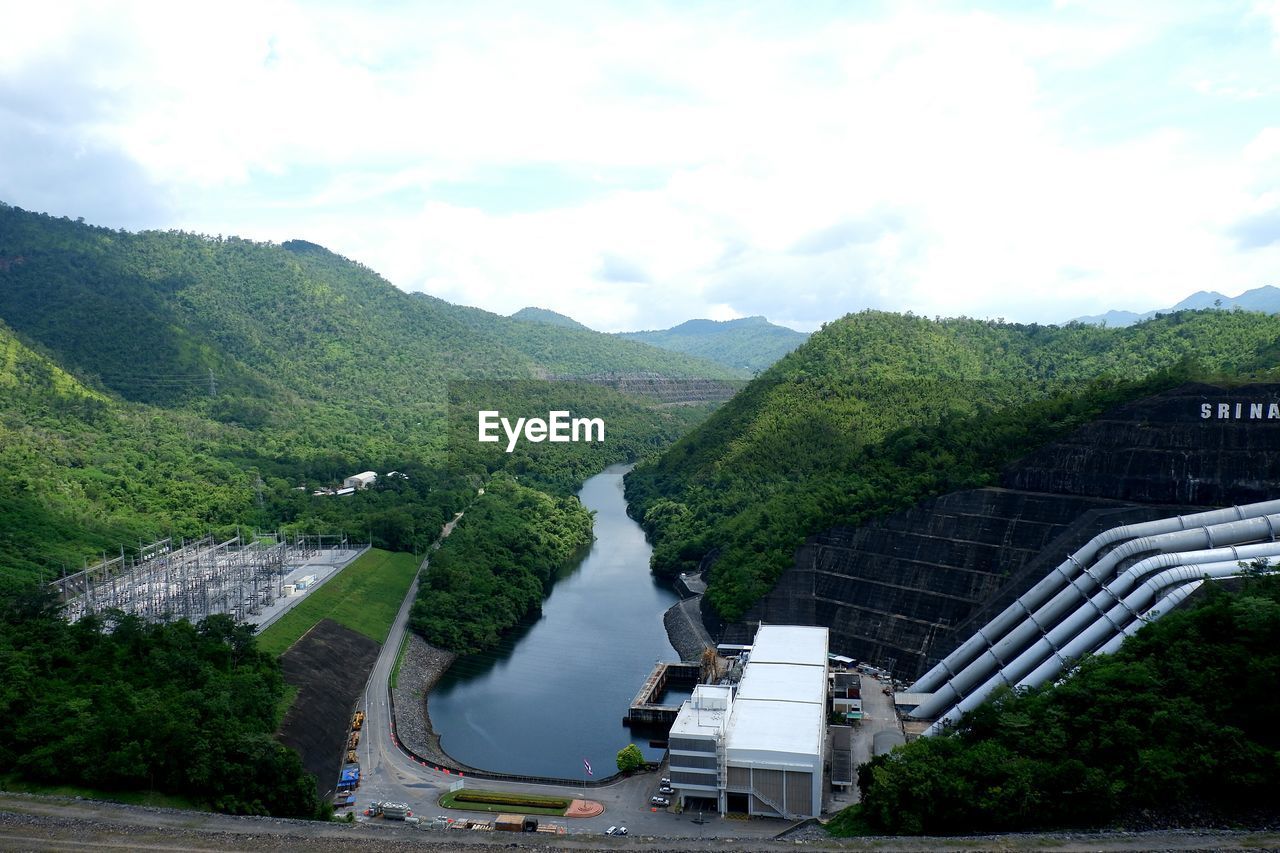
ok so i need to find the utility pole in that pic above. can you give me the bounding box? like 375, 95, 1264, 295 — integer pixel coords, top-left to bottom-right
208, 368, 218, 398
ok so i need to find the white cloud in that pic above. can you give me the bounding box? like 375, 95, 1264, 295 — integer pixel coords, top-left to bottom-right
2, 1, 1279, 329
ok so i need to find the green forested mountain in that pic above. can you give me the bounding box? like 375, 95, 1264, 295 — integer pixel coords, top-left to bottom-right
626, 309, 1280, 620
0, 320, 260, 588
510, 305, 592, 330
0, 205, 733, 409
418, 294, 740, 379
618, 315, 809, 373
0, 203, 727, 590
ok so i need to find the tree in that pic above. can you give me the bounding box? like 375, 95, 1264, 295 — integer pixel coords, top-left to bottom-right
616, 743, 645, 774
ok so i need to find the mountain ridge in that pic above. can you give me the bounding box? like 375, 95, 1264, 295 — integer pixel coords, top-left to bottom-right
617, 314, 809, 373
509, 306, 591, 330
1071, 284, 1280, 326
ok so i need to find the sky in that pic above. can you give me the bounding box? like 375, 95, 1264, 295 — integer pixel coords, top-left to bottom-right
2, 1, 1279, 333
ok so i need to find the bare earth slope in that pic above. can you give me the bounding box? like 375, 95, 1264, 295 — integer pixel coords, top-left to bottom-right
277, 620, 381, 801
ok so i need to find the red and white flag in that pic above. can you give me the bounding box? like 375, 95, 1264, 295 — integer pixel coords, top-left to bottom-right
583, 758, 593, 777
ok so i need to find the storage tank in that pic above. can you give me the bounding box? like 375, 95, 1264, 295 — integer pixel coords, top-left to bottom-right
381, 802, 411, 820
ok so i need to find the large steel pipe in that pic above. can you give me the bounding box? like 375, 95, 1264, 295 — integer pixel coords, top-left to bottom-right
1093, 580, 1204, 656
935, 559, 1270, 727
927, 563, 1262, 734
909, 500, 1280, 694
909, 511, 1280, 721
951, 540, 1280, 707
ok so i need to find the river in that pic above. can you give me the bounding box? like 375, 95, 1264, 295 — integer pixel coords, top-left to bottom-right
427, 463, 682, 779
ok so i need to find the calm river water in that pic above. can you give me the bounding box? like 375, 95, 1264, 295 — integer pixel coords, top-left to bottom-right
427, 463, 681, 779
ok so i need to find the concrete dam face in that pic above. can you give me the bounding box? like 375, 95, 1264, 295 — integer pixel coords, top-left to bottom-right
722, 382, 1280, 681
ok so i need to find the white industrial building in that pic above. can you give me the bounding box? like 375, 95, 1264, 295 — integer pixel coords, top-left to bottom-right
343, 471, 378, 490
668, 625, 828, 819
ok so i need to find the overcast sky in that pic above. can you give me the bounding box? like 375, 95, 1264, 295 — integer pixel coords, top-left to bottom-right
2, 1, 1279, 332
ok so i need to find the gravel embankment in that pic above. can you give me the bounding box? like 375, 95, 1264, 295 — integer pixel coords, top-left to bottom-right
389, 633, 464, 770
663, 595, 714, 662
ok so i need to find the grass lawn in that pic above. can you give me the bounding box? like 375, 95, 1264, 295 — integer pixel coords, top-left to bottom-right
439, 788, 571, 817
256, 549, 418, 657
274, 683, 300, 728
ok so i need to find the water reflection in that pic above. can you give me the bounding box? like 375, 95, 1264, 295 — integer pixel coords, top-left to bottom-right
428, 464, 681, 778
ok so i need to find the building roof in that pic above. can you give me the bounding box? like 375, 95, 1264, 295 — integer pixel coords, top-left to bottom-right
833, 672, 861, 689
748, 625, 828, 667
690, 683, 732, 710
670, 686, 733, 739
893, 692, 933, 711
736, 662, 826, 705
725, 699, 824, 759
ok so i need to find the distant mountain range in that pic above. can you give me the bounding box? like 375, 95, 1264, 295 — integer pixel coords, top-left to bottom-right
1071, 285, 1280, 327
616, 316, 809, 373
510, 309, 809, 374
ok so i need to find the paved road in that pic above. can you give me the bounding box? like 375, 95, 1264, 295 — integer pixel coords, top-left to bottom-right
823, 672, 900, 815
356, 515, 461, 814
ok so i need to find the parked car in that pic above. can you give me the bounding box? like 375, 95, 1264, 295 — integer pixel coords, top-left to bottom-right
658, 785, 674, 795
650, 796, 670, 807
605, 825, 619, 835
659, 777, 671, 785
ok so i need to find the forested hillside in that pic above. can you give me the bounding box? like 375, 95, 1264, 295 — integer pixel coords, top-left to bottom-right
509, 306, 592, 330
618, 315, 808, 373
420, 295, 740, 379
0, 590, 324, 817
0, 203, 727, 590
0, 320, 259, 588
410, 474, 593, 654
627, 310, 1280, 620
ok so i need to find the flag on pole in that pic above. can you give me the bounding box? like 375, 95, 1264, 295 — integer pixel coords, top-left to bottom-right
583, 758, 593, 777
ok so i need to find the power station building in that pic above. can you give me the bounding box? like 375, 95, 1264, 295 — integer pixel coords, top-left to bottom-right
668, 625, 828, 819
